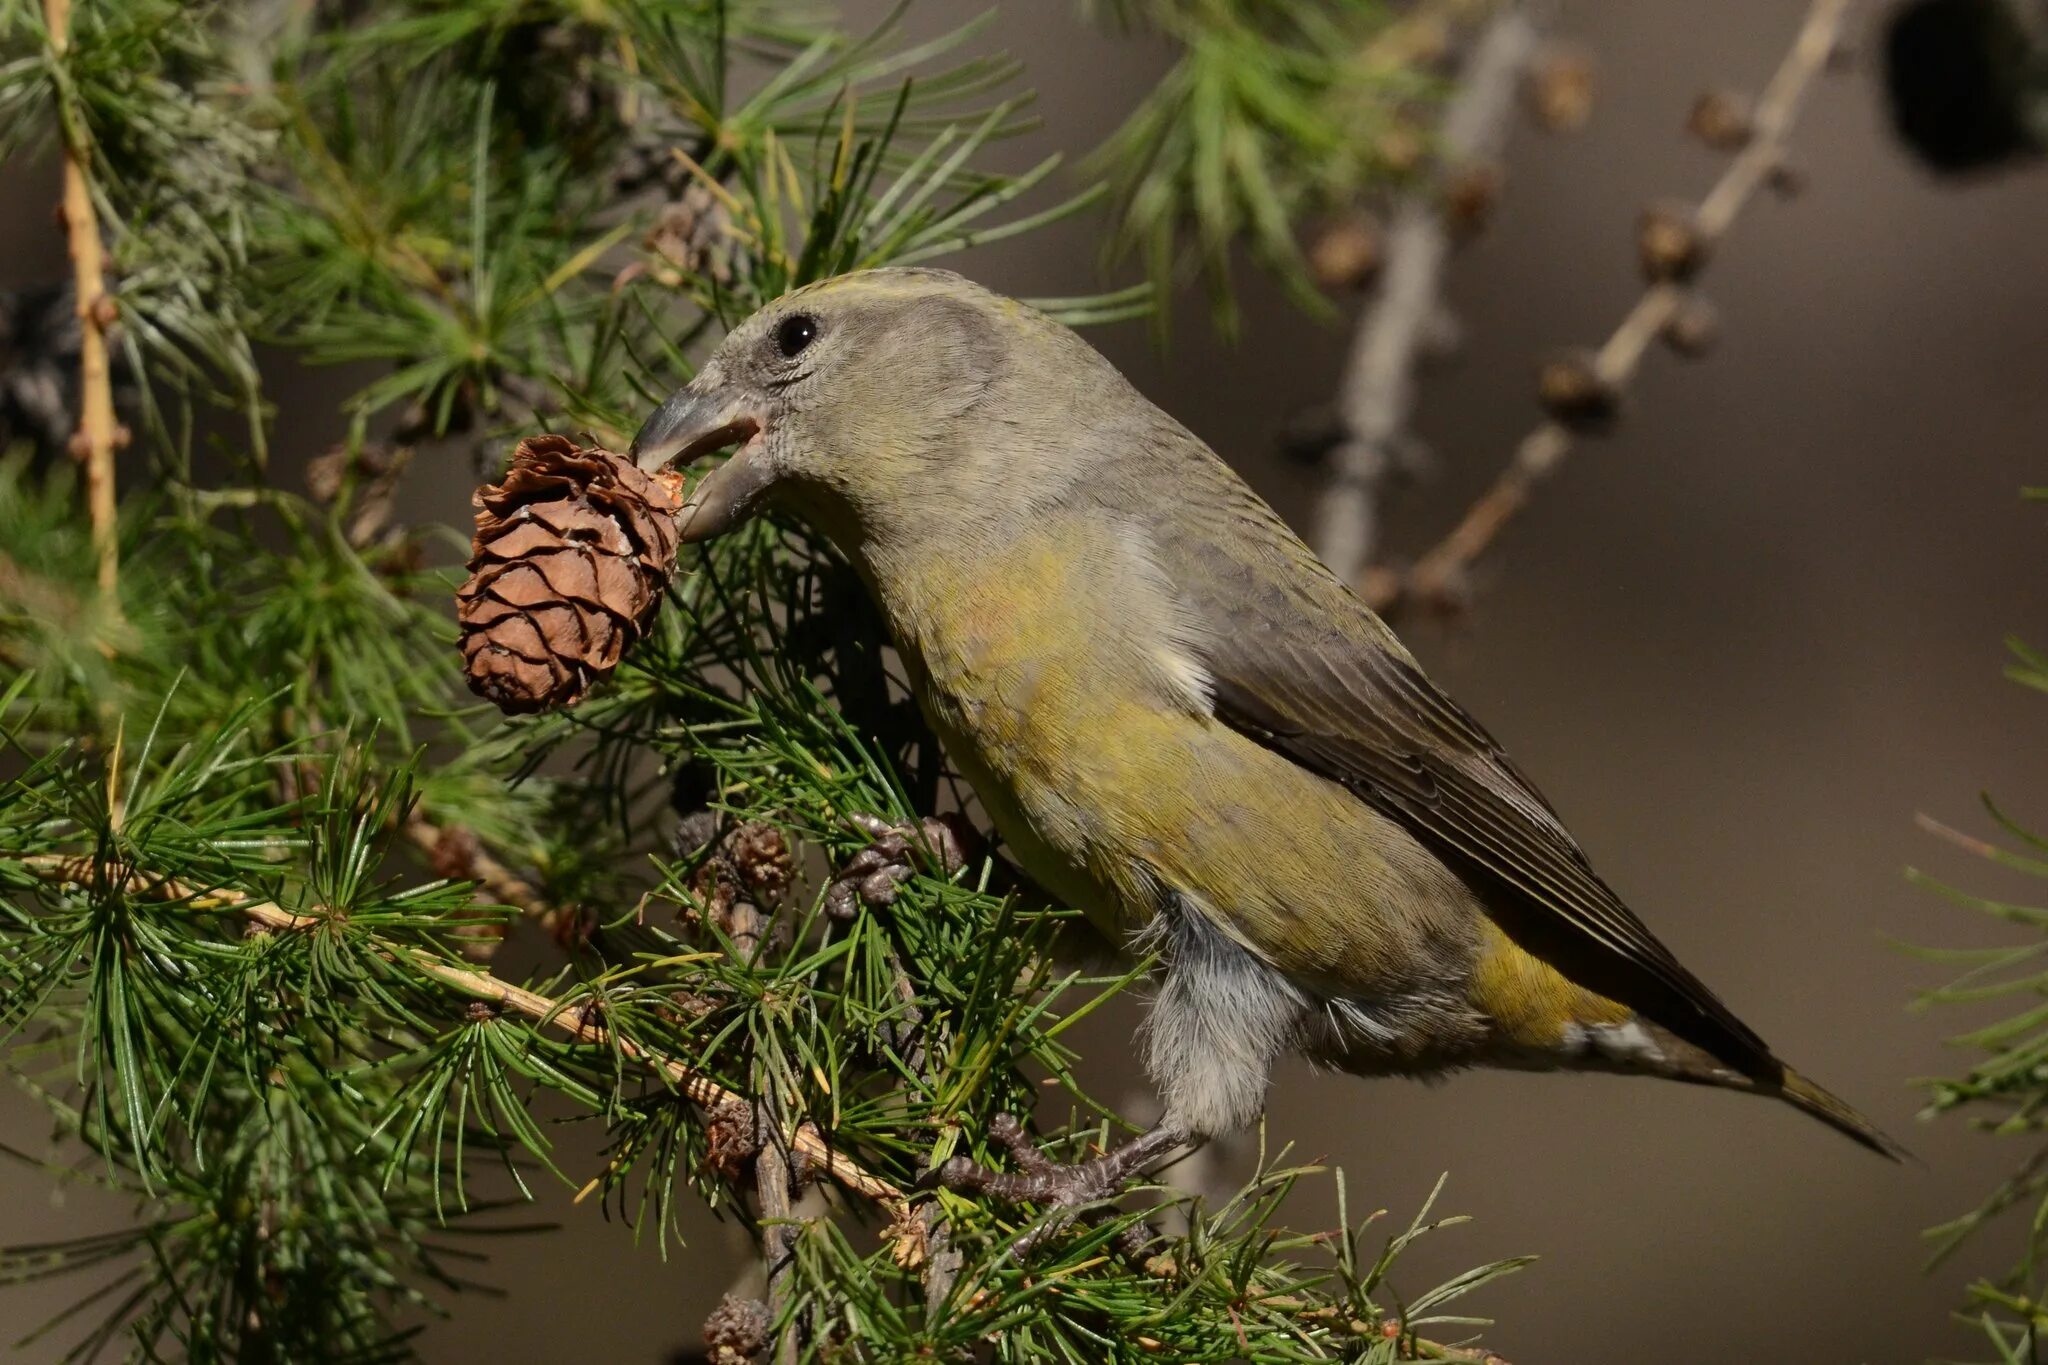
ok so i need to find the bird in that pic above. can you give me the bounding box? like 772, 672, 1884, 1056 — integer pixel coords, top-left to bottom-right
630, 266, 1903, 1207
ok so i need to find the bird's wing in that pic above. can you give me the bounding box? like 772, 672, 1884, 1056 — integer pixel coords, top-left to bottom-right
1146, 459, 1774, 1071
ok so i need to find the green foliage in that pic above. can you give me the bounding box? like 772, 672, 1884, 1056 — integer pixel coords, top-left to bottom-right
1084, 0, 1442, 330
0, 0, 270, 473
775, 1162, 1528, 1363
1909, 633, 2048, 1354
0, 1, 1515, 1359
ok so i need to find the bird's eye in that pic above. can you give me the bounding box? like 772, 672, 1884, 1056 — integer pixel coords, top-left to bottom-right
774, 313, 819, 358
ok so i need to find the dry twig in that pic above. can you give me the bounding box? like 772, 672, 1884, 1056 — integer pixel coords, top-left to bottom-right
42, 0, 121, 598
1364, 0, 1854, 614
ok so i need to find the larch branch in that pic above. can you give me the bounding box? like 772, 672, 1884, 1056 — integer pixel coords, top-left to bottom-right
14, 851, 921, 1256
1365, 0, 1854, 615
725, 893, 802, 1365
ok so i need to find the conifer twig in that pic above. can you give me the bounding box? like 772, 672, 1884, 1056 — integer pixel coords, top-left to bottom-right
753, 1101, 799, 1365
42, 0, 121, 598
727, 890, 802, 1365
14, 852, 921, 1254
1363, 0, 1854, 614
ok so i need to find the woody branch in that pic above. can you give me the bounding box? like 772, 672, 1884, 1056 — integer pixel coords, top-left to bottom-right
42, 0, 122, 598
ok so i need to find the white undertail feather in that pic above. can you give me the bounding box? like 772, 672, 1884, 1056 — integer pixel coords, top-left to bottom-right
1137, 895, 1306, 1137
1558, 1019, 1667, 1065
1152, 645, 1215, 714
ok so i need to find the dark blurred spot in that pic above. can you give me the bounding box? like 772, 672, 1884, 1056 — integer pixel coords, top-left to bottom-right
1883, 0, 2047, 174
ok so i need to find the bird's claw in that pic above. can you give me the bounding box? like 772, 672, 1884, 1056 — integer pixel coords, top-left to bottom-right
928, 1113, 1127, 1203
922, 1114, 1186, 1259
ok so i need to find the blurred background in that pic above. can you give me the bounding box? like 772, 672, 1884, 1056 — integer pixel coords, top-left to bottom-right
5, 0, 2047, 1360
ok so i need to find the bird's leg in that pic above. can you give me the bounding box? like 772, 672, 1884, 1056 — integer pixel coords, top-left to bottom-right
932, 1114, 1188, 1205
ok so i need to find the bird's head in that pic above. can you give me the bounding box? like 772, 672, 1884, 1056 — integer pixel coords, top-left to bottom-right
630, 267, 1109, 548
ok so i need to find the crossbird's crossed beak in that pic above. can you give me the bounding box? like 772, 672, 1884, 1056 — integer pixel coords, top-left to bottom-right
630, 378, 772, 544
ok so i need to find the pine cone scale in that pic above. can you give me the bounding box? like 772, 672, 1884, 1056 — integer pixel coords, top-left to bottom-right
473, 563, 557, 611
530, 505, 634, 552
474, 520, 576, 560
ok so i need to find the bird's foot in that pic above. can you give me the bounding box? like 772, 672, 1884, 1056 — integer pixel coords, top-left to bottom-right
923, 1115, 1189, 1258
929, 1114, 1181, 1204
823, 812, 974, 917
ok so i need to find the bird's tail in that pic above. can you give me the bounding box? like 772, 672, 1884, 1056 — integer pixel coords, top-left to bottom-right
1775, 1067, 1911, 1161
1621, 1020, 1910, 1160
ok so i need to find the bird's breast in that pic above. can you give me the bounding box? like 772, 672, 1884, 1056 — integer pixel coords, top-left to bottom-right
863, 520, 1209, 933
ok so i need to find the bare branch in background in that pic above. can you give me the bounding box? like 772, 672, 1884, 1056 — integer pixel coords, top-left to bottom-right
1312, 9, 1539, 584
1365, 0, 1856, 616
401, 814, 564, 947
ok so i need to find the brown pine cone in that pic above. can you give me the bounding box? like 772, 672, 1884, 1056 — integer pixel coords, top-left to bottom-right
458, 434, 685, 714
703, 1293, 770, 1365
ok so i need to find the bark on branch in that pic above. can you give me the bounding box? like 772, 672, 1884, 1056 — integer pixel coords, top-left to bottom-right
42, 0, 121, 598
